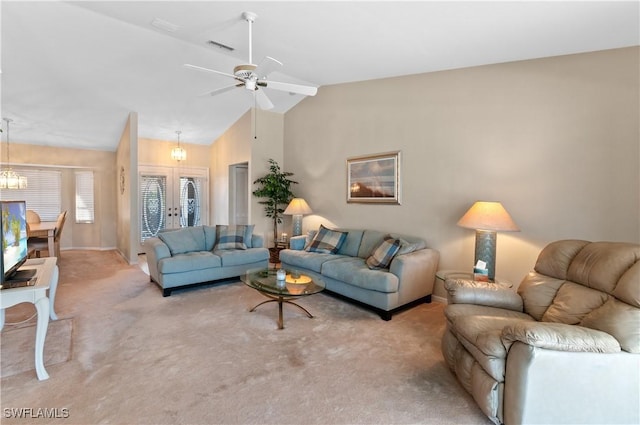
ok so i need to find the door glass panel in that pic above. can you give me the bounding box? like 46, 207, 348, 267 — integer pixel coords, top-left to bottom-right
140, 174, 166, 242
179, 177, 202, 227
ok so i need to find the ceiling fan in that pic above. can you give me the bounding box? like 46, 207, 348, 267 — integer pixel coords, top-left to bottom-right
184, 12, 317, 110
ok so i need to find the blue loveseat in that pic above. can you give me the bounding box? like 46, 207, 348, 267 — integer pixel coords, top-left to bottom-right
144, 225, 269, 296
280, 228, 440, 320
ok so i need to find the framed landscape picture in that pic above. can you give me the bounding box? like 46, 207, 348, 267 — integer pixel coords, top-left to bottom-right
347, 151, 401, 204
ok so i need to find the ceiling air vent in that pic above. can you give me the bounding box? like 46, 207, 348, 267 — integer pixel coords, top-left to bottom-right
207, 40, 235, 52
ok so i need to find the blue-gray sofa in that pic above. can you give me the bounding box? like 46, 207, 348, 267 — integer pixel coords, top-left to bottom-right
280, 228, 440, 320
144, 225, 268, 296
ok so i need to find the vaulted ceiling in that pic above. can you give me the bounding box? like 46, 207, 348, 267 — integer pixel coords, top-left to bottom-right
2, 1, 638, 151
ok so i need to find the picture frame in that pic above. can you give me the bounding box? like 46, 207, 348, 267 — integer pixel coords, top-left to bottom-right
347, 151, 401, 204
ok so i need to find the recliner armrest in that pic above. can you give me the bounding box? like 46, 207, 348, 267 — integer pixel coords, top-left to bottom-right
501, 321, 621, 353
445, 278, 523, 311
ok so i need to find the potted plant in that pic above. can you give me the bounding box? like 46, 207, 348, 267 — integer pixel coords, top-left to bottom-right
252, 159, 297, 254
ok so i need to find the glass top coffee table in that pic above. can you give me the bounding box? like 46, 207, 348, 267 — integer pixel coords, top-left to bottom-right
242, 268, 325, 330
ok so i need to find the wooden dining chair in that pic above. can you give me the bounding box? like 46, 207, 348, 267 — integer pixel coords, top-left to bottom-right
26, 209, 41, 224
28, 211, 67, 258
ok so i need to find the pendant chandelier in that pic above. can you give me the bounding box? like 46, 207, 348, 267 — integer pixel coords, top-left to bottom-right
0, 118, 27, 190
170, 130, 186, 162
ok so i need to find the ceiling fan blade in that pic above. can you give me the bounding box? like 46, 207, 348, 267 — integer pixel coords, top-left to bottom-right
254, 56, 283, 78
184, 64, 241, 81
198, 83, 243, 97
259, 80, 318, 96
255, 89, 274, 110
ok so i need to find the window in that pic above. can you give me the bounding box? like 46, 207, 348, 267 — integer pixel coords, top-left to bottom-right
0, 169, 61, 221
75, 171, 94, 223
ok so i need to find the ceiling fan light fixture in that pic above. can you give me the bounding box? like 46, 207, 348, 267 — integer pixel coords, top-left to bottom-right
184, 11, 317, 109
234, 64, 257, 79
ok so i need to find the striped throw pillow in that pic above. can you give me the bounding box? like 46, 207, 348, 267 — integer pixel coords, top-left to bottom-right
366, 236, 401, 269
214, 225, 248, 250
306, 225, 347, 254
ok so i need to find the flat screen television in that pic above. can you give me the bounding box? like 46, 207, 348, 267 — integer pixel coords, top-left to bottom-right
1, 200, 35, 284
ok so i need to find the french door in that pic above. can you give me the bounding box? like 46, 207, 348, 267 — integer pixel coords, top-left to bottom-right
138, 165, 209, 253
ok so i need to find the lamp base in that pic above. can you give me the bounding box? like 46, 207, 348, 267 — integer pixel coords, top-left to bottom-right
291, 215, 303, 237
474, 230, 497, 281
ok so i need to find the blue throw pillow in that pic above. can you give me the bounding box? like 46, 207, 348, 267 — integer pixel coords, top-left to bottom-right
214, 225, 248, 250
306, 225, 347, 254
366, 235, 401, 269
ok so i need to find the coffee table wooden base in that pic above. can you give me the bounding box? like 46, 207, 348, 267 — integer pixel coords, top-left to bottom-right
249, 294, 314, 330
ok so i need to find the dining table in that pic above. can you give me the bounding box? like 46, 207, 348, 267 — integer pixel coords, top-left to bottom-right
27, 221, 57, 257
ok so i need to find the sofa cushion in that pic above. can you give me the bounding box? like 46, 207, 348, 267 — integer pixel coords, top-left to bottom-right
517, 271, 565, 321
541, 282, 609, 324
581, 298, 640, 353
203, 225, 217, 251
445, 304, 534, 324
158, 251, 221, 274
334, 229, 364, 257
357, 230, 386, 259
366, 235, 401, 269
280, 249, 347, 273
243, 224, 255, 248
214, 248, 268, 267
321, 257, 399, 293
306, 225, 347, 254
158, 226, 205, 255
214, 225, 248, 250
566, 242, 640, 295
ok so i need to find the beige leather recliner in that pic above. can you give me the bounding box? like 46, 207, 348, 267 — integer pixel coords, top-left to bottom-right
441, 240, 640, 425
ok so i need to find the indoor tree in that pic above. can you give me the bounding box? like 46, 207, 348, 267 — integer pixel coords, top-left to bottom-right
252, 158, 297, 246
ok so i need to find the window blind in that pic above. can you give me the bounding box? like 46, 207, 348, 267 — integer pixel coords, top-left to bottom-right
75, 170, 94, 223
0, 169, 61, 221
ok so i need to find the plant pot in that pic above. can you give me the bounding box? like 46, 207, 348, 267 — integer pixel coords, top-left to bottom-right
269, 247, 283, 264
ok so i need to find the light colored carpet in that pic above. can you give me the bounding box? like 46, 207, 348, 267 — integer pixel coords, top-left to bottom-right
0, 250, 491, 425
1, 318, 73, 378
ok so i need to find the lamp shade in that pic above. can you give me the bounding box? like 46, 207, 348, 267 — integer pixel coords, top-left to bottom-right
283, 198, 313, 216
457, 201, 519, 232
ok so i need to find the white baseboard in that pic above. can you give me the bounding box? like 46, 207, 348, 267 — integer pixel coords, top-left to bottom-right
432, 294, 448, 304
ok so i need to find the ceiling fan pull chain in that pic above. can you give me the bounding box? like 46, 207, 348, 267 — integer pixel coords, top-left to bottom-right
253, 94, 258, 140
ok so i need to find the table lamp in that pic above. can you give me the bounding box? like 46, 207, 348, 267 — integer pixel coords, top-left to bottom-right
283, 198, 313, 236
457, 201, 519, 281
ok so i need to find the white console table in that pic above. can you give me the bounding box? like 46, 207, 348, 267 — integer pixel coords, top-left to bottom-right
0, 257, 58, 380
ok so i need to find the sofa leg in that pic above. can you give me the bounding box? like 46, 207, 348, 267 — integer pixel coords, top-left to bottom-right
162, 288, 172, 297
379, 311, 392, 321
423, 294, 432, 304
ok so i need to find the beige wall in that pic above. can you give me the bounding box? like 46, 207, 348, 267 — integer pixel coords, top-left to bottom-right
210, 109, 284, 245
116, 112, 138, 263
138, 137, 211, 168
4, 142, 117, 251
283, 47, 640, 287
5, 47, 637, 281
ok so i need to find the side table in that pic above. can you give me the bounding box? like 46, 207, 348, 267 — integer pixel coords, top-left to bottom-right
0, 257, 57, 380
